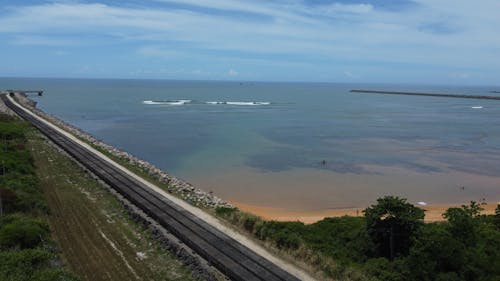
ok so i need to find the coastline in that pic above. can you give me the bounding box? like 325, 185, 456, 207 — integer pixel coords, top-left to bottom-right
232, 201, 499, 224
5, 93, 498, 225
8, 92, 232, 210
3, 93, 315, 281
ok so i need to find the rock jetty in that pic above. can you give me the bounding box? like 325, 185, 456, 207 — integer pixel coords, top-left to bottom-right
351, 89, 500, 100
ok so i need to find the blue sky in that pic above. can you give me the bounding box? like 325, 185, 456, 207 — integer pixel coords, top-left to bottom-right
0, 0, 498, 84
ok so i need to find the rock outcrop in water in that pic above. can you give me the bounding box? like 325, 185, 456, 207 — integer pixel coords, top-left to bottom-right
11, 93, 233, 210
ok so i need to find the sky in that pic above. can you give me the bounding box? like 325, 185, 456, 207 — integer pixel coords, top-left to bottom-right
0, 0, 499, 84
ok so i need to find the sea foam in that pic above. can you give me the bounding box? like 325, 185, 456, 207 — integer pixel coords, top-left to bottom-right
143, 100, 191, 105
206, 101, 270, 106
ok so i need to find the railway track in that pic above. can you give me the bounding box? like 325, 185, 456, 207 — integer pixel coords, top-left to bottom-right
2, 94, 302, 281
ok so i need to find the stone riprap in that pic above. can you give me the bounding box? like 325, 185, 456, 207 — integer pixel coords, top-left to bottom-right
12, 93, 233, 210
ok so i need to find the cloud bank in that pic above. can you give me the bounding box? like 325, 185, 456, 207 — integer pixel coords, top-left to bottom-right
0, 0, 498, 84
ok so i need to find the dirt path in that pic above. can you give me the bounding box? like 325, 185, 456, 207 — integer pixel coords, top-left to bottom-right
30, 133, 196, 281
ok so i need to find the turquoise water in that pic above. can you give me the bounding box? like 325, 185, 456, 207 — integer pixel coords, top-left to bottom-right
2, 78, 499, 209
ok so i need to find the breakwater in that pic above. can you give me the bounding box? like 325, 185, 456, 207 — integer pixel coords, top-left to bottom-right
351, 89, 500, 100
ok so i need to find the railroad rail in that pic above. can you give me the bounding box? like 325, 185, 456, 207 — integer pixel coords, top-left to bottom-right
1, 94, 302, 281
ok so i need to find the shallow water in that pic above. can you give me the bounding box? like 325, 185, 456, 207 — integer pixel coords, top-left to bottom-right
2, 78, 499, 209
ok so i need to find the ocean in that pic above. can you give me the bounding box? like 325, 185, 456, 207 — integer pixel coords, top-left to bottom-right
2, 77, 499, 210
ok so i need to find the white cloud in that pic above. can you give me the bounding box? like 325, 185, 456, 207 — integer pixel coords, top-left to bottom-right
313, 3, 374, 15
0, 1, 499, 82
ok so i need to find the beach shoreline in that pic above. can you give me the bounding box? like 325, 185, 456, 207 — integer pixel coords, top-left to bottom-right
232, 201, 499, 224
4, 92, 498, 226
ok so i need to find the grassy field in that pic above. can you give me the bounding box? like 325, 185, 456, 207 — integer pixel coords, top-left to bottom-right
28, 131, 197, 281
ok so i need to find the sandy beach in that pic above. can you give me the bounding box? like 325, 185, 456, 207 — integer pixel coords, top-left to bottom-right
232, 201, 499, 224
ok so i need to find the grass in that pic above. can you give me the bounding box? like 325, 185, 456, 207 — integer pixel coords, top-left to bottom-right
28, 130, 197, 281
215, 207, 372, 281
0, 114, 79, 281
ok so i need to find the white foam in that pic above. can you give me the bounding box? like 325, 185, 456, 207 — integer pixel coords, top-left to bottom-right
225, 101, 271, 106
143, 100, 191, 105
144, 100, 270, 106
471, 106, 483, 109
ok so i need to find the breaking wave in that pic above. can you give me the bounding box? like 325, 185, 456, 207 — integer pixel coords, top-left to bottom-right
143, 100, 271, 106
143, 100, 191, 105
206, 101, 271, 106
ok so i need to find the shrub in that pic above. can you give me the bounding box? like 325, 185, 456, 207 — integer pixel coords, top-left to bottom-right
0, 248, 52, 280
243, 215, 258, 232
32, 269, 80, 281
275, 232, 302, 250
215, 206, 237, 217
0, 215, 50, 250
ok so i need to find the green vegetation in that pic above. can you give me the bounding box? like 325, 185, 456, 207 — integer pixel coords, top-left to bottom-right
364, 196, 425, 259
216, 198, 500, 281
1, 112, 199, 281
0, 113, 79, 281
28, 120, 199, 281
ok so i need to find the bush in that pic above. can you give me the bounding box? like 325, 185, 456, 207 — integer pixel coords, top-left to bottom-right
0, 215, 50, 250
243, 215, 258, 232
0, 248, 52, 280
32, 269, 80, 281
304, 216, 371, 262
0, 121, 29, 141
215, 207, 237, 217
275, 232, 302, 250
0, 248, 79, 281
363, 257, 403, 281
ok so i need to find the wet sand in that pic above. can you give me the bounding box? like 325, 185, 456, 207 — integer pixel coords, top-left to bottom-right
189, 163, 500, 213
232, 201, 498, 224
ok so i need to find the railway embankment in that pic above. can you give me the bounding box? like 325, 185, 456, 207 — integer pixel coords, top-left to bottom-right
2, 93, 314, 281
11, 92, 232, 210
0, 94, 220, 281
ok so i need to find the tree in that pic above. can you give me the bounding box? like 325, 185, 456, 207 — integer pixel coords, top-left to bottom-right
364, 196, 424, 259
442, 201, 483, 245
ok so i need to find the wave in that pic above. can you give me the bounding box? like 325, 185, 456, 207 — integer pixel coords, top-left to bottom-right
143, 100, 270, 106
143, 100, 191, 105
206, 101, 271, 106
471, 106, 483, 109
